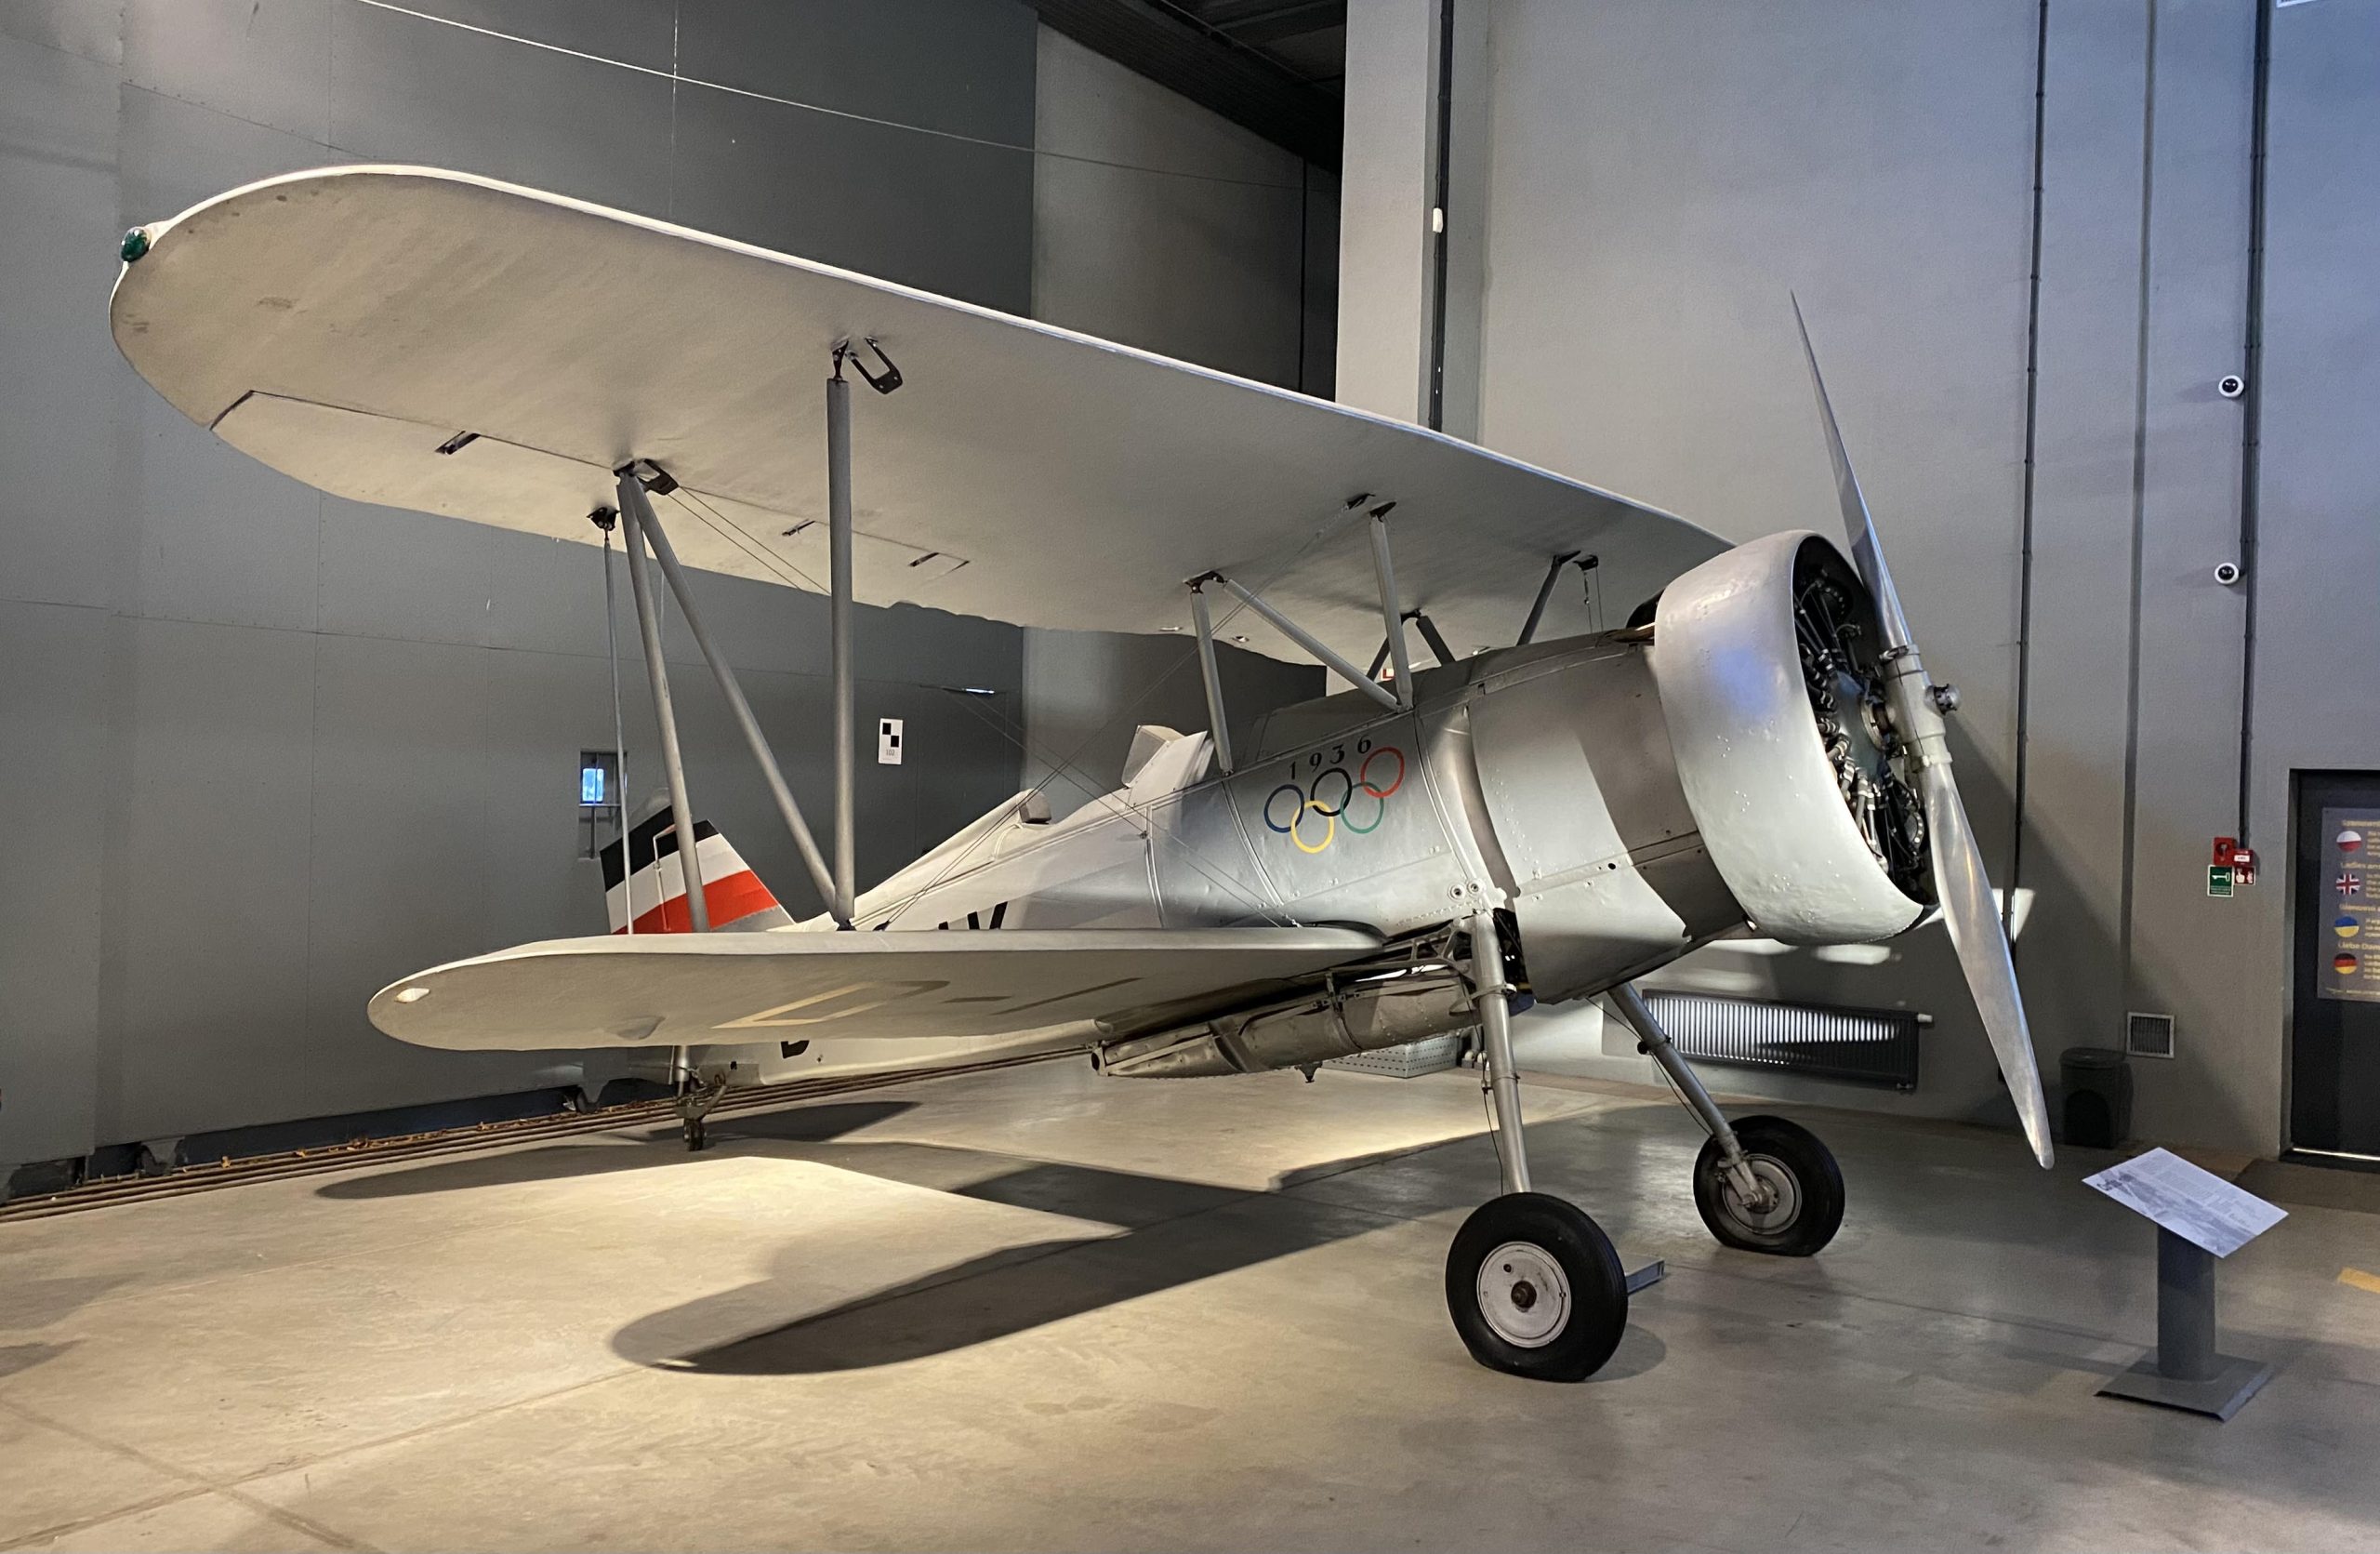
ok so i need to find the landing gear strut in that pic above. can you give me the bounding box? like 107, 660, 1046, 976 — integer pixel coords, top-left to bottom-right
1444, 910, 1631, 1381
675, 1062, 728, 1152
1606, 983, 1844, 1257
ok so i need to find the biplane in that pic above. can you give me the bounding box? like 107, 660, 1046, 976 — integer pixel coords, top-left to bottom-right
111, 166, 2050, 1381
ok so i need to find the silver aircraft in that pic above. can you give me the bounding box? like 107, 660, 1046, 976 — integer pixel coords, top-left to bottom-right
111, 166, 2052, 1382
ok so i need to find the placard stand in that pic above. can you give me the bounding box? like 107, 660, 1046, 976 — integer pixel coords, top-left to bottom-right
2096, 1227, 2273, 1420
2085, 1147, 2284, 1423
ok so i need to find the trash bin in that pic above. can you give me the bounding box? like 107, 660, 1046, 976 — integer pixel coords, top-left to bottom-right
2060, 1046, 2133, 1149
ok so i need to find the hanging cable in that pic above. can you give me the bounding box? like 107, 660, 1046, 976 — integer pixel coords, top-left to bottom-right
601, 519, 635, 936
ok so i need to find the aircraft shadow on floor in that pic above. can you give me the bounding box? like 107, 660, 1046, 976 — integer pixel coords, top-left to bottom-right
603, 1116, 1675, 1381
311, 1101, 919, 1199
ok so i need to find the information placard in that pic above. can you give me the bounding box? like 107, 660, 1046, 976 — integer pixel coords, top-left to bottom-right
2083, 1148, 2286, 1258
2319, 808, 2380, 1002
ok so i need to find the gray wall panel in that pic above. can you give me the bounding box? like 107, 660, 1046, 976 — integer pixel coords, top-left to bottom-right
120, 394, 324, 632
2, 1, 1039, 1170
122, 0, 331, 144
317, 497, 498, 647
0, 0, 122, 65
394, 0, 677, 72
0, 603, 110, 1163
326, 0, 676, 215
2014, 0, 2156, 1075
0, 34, 122, 613
2252, 0, 2380, 1149
678, 0, 1037, 142
100, 616, 317, 1144
1031, 27, 1306, 389
669, 79, 1033, 310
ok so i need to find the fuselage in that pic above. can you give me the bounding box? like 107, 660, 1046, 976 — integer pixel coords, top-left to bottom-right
820, 629, 1745, 1007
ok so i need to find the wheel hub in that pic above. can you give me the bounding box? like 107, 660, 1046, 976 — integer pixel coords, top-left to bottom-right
1476, 1242, 1571, 1348
1722, 1157, 1801, 1234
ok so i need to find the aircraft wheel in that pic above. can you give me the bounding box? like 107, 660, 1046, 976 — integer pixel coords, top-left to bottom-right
1445, 1192, 1629, 1381
1693, 1115, 1843, 1256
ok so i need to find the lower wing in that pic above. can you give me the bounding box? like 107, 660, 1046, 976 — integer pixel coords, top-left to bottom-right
371, 927, 1382, 1051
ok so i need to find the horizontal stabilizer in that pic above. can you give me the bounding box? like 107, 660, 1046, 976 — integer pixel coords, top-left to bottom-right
370, 927, 1382, 1051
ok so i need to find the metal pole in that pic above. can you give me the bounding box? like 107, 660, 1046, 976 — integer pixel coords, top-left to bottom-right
1606, 981, 1755, 1189
2156, 1228, 2220, 1382
827, 369, 857, 924
614, 473, 708, 934
1410, 610, 1458, 668
1212, 575, 1400, 711
620, 475, 843, 921
597, 515, 633, 935
1516, 551, 1578, 645
1188, 583, 1236, 774
1469, 909, 1531, 1195
1368, 512, 1415, 708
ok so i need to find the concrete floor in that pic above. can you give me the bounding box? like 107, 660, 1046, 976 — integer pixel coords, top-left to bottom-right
3, 1061, 2376, 1554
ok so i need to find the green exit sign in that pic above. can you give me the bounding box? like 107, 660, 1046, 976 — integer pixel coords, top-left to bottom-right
2208, 865, 2235, 898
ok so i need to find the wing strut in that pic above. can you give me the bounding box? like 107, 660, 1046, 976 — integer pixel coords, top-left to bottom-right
616, 463, 844, 923
1187, 580, 1236, 775
827, 336, 902, 925
613, 474, 711, 933
1189, 498, 1421, 713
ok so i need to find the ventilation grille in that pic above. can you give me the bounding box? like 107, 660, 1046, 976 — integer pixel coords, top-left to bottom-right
1640, 990, 1922, 1091
2125, 1011, 2176, 1059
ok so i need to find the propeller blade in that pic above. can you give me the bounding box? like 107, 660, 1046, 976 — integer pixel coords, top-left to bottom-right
1790, 296, 2055, 1167
1791, 294, 1911, 650
1924, 774, 2056, 1166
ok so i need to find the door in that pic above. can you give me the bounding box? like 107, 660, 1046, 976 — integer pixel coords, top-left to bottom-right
2290, 771, 2380, 1159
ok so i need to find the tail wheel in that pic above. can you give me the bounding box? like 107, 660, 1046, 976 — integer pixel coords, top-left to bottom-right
1693, 1114, 1844, 1256
1445, 1193, 1629, 1381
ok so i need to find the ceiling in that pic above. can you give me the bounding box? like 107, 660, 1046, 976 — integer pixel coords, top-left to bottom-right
1026, 0, 1346, 168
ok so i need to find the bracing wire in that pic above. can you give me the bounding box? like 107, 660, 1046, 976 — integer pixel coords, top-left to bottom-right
350, 0, 1308, 193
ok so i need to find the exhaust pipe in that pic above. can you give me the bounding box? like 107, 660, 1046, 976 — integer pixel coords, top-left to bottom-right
1097, 971, 1475, 1079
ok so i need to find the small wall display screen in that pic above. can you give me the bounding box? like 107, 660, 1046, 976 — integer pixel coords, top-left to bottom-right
581, 764, 608, 804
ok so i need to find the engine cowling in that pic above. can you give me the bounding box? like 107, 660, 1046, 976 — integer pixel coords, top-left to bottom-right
1650, 530, 1931, 944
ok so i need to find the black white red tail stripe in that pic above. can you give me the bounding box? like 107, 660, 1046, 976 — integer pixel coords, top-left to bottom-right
599, 806, 789, 934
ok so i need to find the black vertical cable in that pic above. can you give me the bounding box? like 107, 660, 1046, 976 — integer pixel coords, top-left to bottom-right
2006, 0, 2052, 936
1424, 0, 1456, 431
1296, 162, 1311, 393
2234, 0, 2272, 846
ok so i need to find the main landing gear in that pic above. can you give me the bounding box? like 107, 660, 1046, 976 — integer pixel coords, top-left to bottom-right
1443, 910, 1632, 1381
1444, 928, 1844, 1383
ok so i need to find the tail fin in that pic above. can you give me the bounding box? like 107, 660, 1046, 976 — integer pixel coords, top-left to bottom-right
600, 795, 792, 935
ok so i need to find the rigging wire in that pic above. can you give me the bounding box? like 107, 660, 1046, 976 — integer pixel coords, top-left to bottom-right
349, 0, 1309, 193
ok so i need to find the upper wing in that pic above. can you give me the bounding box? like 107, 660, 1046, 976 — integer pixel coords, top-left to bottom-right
112, 166, 1726, 665
369, 926, 1381, 1051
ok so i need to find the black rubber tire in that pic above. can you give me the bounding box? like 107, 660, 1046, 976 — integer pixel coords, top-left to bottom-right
1445, 1192, 1630, 1381
1692, 1114, 1844, 1256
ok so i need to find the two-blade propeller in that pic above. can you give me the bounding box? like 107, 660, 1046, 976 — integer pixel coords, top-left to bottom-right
1792, 299, 2056, 1168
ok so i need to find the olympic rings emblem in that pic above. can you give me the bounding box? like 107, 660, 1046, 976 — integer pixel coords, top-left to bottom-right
1263, 743, 1405, 853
